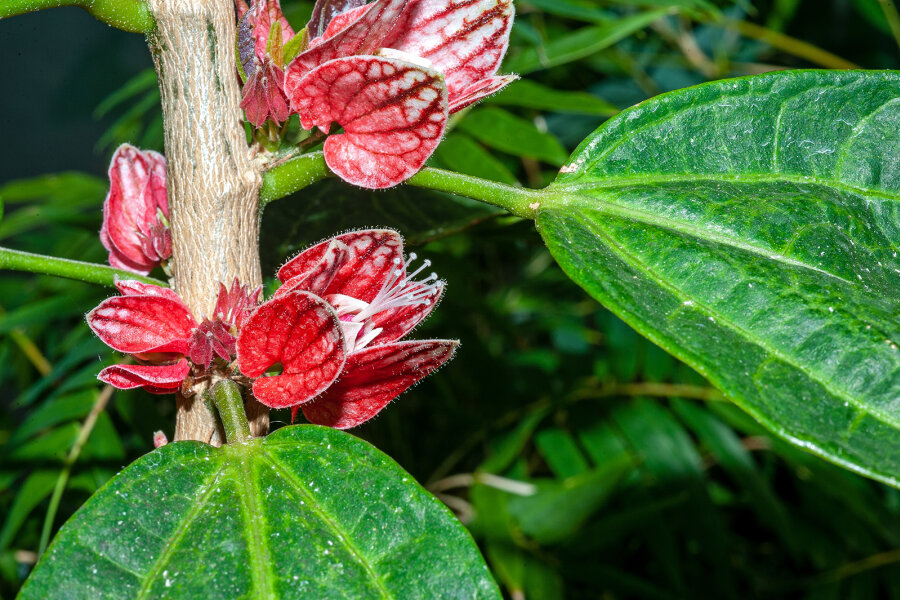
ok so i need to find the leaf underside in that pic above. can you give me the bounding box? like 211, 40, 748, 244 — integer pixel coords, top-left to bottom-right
19, 426, 500, 599
538, 70, 900, 487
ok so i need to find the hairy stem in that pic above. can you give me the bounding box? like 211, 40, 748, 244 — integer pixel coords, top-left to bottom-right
0, 0, 154, 33
261, 152, 542, 218
208, 379, 252, 444
0, 247, 166, 287
149, 0, 267, 444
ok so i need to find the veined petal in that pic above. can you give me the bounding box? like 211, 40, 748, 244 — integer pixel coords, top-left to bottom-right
87, 295, 196, 358
309, 0, 368, 38
278, 229, 403, 303
388, 0, 515, 99
275, 238, 350, 298
448, 74, 518, 113
301, 339, 458, 428
290, 55, 448, 189
237, 291, 346, 408
98, 360, 190, 394
284, 0, 409, 85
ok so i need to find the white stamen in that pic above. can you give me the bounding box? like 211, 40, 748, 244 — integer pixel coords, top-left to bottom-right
352, 254, 442, 324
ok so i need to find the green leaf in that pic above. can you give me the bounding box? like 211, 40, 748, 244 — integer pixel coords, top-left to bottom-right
507, 457, 630, 544
503, 10, 667, 74
457, 108, 568, 166
534, 70, 900, 487
19, 425, 500, 599
486, 79, 619, 116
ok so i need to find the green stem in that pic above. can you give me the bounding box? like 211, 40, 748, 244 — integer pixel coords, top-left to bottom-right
39, 384, 115, 556
0, 0, 154, 34
260, 151, 542, 218
878, 0, 900, 53
208, 379, 252, 445
0, 247, 167, 287
719, 19, 861, 70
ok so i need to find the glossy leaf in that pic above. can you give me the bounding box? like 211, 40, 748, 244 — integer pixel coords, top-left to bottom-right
20, 426, 500, 599
535, 70, 900, 486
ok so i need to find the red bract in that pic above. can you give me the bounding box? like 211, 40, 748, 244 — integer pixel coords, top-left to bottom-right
100, 144, 171, 275
291, 55, 448, 189
283, 0, 516, 188
87, 279, 261, 392
276, 228, 458, 428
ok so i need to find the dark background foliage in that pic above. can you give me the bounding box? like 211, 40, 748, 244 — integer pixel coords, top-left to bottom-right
2, 1, 900, 598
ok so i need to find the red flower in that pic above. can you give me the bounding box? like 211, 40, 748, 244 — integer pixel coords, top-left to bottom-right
270, 228, 458, 429
87, 230, 457, 431
87, 279, 261, 393
100, 144, 172, 275
282, 0, 517, 188
238, 0, 297, 127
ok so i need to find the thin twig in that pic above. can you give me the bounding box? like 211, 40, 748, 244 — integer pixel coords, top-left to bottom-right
38, 384, 116, 556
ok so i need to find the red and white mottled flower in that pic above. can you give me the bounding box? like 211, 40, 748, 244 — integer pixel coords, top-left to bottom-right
87, 279, 261, 393
100, 144, 171, 275
282, 0, 516, 189
271, 228, 458, 428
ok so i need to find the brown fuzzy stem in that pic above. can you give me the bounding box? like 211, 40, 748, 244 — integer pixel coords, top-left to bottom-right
148, 0, 268, 444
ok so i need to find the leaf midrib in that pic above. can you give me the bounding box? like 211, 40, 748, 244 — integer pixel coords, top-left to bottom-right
552, 171, 900, 204
562, 210, 900, 439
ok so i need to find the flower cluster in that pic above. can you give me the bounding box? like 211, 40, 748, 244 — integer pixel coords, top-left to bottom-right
239, 0, 516, 189
87, 229, 456, 429
100, 144, 172, 275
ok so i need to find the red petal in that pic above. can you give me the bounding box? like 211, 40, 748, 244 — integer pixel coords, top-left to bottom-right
369, 280, 443, 345
449, 74, 517, 113
290, 55, 448, 189
115, 279, 185, 305
302, 339, 457, 428
98, 360, 190, 394
278, 229, 403, 302
101, 144, 169, 274
275, 238, 350, 298
310, 1, 369, 39
284, 0, 409, 84
389, 0, 515, 100
87, 295, 197, 358
236, 291, 346, 408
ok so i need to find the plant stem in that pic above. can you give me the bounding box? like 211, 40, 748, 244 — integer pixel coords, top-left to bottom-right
38, 384, 116, 556
0, 0, 154, 34
879, 0, 900, 53
261, 152, 543, 218
208, 379, 252, 445
0, 247, 166, 287
720, 19, 860, 70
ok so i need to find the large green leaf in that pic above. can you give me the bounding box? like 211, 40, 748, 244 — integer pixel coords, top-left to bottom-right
535, 70, 900, 486
19, 426, 500, 599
